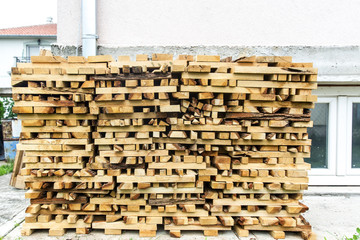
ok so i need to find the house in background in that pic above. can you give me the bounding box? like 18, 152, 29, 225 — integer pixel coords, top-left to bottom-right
0, 23, 56, 160
0, 23, 57, 96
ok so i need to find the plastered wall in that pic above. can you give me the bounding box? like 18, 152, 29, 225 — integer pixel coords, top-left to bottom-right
57, 0, 360, 46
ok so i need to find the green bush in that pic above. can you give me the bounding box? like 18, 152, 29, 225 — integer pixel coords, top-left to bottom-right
0, 161, 14, 176
0, 97, 16, 121
346, 228, 360, 240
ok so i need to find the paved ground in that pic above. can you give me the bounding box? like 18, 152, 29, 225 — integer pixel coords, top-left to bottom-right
0, 174, 27, 226
1, 173, 360, 239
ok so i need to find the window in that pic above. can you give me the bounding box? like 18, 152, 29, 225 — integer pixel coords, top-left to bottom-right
307, 97, 337, 177
352, 103, 360, 168
26, 45, 40, 58
308, 87, 360, 185
346, 97, 360, 175
308, 103, 329, 168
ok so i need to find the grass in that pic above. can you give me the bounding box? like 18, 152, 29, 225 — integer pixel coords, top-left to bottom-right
0, 160, 14, 176
324, 228, 360, 240
345, 228, 360, 240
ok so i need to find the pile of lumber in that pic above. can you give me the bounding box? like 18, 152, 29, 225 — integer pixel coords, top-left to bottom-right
12, 53, 317, 239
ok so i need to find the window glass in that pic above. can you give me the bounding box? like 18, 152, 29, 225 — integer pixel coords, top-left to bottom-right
27, 45, 40, 57
307, 103, 329, 168
352, 103, 360, 168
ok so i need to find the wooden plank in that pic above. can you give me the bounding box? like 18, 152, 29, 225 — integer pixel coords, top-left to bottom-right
91, 100, 170, 107
98, 112, 170, 120
180, 85, 261, 93
212, 198, 300, 206
31, 56, 66, 63
244, 100, 315, 109
88, 55, 114, 62
117, 175, 195, 183
25, 150, 93, 157
152, 53, 173, 61
9, 150, 25, 189
148, 162, 206, 169
12, 74, 86, 82
118, 187, 204, 194
24, 175, 112, 182
21, 126, 91, 133
96, 126, 166, 132
165, 223, 231, 231
17, 144, 63, 151
233, 66, 317, 74
102, 150, 168, 157
92, 221, 157, 230
90, 197, 146, 205
15, 101, 75, 107
22, 219, 90, 229
20, 139, 89, 145
182, 72, 264, 80
196, 55, 221, 62
171, 125, 242, 132
230, 151, 310, 158
96, 86, 177, 94
232, 163, 311, 170
109, 60, 187, 68
212, 210, 298, 217
215, 175, 308, 183
237, 80, 317, 89
231, 139, 311, 146
25, 162, 83, 169
95, 138, 152, 145
13, 87, 93, 94
17, 62, 107, 70
153, 138, 231, 145
17, 114, 97, 120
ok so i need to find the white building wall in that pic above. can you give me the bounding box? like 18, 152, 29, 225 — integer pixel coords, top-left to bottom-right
57, 0, 82, 46
57, 0, 360, 46
0, 39, 26, 88
0, 38, 56, 90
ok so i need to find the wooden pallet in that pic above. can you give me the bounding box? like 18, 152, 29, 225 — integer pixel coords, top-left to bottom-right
21, 219, 91, 236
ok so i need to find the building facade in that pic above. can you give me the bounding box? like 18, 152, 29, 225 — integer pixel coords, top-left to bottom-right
0, 23, 57, 95
0, 23, 56, 160
53, 0, 360, 185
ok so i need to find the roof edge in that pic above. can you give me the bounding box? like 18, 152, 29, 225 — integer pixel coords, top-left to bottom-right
0, 35, 56, 39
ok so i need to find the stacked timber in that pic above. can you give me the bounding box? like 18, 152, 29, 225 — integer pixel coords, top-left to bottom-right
12, 55, 109, 236
12, 53, 317, 239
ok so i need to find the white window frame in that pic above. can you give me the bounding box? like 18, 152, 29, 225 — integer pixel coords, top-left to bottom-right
22, 40, 53, 59
346, 97, 360, 175
309, 97, 337, 176
309, 87, 360, 185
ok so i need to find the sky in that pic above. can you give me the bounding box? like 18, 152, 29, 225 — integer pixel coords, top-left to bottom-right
0, 0, 57, 29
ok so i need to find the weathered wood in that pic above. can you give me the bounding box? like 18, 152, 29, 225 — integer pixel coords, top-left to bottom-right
14, 54, 315, 238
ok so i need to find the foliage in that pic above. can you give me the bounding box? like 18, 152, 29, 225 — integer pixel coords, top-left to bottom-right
325, 228, 360, 240
0, 160, 14, 176
345, 228, 360, 240
0, 97, 16, 120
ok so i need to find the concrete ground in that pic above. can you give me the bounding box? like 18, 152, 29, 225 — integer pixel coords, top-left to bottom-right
0, 173, 27, 238
1, 173, 359, 240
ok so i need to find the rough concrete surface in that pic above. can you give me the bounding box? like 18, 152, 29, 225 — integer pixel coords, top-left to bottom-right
51, 45, 360, 77
1, 172, 360, 239
0, 174, 27, 226
302, 195, 360, 239
0, 173, 28, 238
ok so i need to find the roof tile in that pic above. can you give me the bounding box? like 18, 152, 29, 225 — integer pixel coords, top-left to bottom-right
0, 24, 56, 36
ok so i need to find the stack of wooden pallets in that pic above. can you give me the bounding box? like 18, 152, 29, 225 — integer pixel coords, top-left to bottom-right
12, 53, 317, 239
